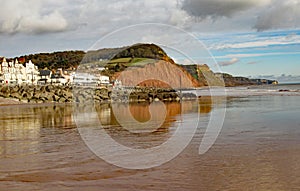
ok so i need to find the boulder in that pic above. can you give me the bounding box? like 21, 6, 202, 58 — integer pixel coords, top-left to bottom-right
10, 92, 21, 99
0, 85, 10, 95
58, 97, 66, 103
45, 85, 55, 92
52, 94, 60, 102
22, 92, 32, 99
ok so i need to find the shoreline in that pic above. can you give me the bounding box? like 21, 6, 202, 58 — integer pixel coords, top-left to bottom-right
1, 84, 299, 106
0, 97, 75, 107
0, 84, 197, 106
0, 97, 22, 106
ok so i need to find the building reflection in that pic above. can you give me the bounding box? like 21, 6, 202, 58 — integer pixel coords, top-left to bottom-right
0, 105, 74, 157
0, 106, 41, 157
37, 105, 74, 129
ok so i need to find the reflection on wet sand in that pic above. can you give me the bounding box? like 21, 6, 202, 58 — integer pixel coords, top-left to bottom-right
0, 97, 220, 190
91, 98, 213, 149
0, 98, 213, 157
0, 105, 74, 157
97, 97, 213, 127
0, 96, 299, 190
37, 105, 74, 129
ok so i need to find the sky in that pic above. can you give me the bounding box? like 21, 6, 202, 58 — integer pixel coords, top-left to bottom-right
0, 0, 300, 83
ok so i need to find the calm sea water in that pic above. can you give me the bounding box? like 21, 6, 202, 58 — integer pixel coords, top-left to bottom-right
0, 85, 300, 190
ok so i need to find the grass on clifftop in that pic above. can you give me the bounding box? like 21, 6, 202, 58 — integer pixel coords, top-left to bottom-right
108, 57, 156, 67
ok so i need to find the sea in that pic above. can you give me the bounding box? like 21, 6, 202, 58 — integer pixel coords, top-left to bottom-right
0, 84, 299, 190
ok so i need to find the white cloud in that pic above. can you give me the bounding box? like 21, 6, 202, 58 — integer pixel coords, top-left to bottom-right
1, 0, 300, 60
76, 0, 191, 33
1, 0, 300, 36
0, 0, 68, 34
218, 57, 239, 66
217, 51, 300, 58
210, 34, 300, 50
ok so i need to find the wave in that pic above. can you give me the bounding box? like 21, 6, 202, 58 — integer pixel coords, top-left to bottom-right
194, 84, 300, 97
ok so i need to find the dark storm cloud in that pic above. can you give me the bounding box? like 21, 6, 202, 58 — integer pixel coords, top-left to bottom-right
181, 0, 260, 18
254, 1, 300, 31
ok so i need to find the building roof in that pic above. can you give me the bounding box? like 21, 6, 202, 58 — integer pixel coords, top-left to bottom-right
40, 70, 51, 76
51, 73, 64, 79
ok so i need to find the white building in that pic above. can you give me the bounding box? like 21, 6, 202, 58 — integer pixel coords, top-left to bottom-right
0, 58, 40, 84
25, 60, 39, 84
99, 75, 110, 85
74, 73, 110, 86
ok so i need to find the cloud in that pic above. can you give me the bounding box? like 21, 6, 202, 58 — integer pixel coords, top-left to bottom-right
181, 0, 269, 19
255, 74, 300, 83
276, 74, 300, 83
247, 61, 259, 64
181, 0, 300, 31
1, 0, 300, 59
210, 34, 300, 49
217, 51, 300, 58
0, 0, 68, 34
254, 0, 300, 31
77, 0, 191, 31
218, 57, 239, 66
1, 0, 299, 36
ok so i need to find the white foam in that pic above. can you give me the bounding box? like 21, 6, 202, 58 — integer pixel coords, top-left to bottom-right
195, 85, 300, 97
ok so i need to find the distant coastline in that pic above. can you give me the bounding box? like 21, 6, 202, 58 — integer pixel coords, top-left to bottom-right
0, 43, 281, 106
1, 43, 278, 88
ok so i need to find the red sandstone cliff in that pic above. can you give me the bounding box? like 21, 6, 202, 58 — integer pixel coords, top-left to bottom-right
114, 60, 201, 88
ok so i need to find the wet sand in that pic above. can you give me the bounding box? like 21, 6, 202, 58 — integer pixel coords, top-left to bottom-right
0, 97, 21, 106
0, 96, 299, 190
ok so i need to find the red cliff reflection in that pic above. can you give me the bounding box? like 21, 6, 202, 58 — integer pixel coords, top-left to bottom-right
95, 97, 212, 149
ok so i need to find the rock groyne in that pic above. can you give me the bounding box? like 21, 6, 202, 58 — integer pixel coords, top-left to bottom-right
0, 84, 196, 104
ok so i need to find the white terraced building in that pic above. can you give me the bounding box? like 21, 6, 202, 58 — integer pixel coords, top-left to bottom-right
0, 58, 40, 84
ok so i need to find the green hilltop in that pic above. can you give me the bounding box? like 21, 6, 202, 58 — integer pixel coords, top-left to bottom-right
12, 43, 173, 70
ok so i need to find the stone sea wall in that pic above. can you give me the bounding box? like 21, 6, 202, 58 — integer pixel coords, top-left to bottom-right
0, 84, 196, 104
0, 84, 75, 103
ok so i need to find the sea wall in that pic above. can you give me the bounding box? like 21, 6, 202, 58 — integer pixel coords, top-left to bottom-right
0, 84, 196, 104
0, 84, 112, 104
0, 84, 73, 103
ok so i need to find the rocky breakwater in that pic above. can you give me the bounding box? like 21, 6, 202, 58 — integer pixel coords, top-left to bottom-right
0, 84, 72, 103
0, 84, 111, 104
111, 87, 197, 102
0, 84, 197, 104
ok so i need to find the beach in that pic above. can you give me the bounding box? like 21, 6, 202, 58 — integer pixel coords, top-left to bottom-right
0, 85, 299, 190
0, 97, 21, 106
1, 1, 300, 190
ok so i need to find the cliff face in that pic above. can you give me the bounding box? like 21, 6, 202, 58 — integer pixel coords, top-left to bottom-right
215, 73, 278, 86
180, 64, 224, 87
114, 60, 199, 88
106, 44, 225, 88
